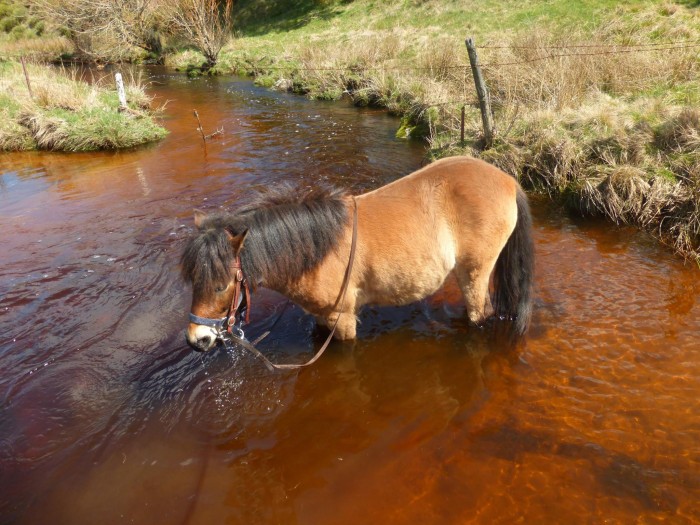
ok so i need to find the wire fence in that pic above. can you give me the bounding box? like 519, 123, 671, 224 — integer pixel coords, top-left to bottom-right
2, 37, 699, 71
3, 37, 697, 145
479, 42, 700, 67
479, 39, 700, 49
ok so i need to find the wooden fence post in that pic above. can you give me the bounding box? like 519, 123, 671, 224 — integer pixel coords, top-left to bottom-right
465, 37, 495, 148
20, 57, 33, 100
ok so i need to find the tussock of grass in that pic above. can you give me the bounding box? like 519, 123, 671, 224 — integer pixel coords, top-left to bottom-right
654, 108, 700, 153
475, 97, 700, 260
580, 167, 652, 223
0, 115, 35, 150
164, 49, 207, 71
0, 60, 167, 151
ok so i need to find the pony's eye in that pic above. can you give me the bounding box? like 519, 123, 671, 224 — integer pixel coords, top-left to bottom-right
215, 284, 227, 293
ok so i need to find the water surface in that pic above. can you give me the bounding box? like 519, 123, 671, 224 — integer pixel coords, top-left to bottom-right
1, 68, 698, 525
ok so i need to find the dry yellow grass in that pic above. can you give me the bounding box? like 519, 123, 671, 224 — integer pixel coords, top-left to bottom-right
0, 35, 72, 59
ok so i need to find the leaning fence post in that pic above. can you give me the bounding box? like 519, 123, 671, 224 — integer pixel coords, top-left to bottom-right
20, 57, 33, 100
465, 37, 495, 148
115, 72, 128, 109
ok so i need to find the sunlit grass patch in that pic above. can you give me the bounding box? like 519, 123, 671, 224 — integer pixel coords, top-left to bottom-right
0, 60, 167, 151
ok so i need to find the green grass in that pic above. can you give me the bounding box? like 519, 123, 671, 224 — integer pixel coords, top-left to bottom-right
42, 107, 168, 151
0, 60, 167, 151
232, 0, 655, 46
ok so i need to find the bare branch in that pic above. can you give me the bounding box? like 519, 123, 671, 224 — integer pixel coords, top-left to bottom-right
31, 0, 165, 59
167, 0, 233, 68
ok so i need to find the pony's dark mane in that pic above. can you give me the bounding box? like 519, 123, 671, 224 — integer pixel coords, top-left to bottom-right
181, 183, 349, 294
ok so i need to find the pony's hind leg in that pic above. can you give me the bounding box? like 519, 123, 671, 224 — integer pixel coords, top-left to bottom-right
454, 264, 494, 327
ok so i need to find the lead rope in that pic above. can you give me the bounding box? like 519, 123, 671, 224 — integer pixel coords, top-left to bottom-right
226, 197, 359, 371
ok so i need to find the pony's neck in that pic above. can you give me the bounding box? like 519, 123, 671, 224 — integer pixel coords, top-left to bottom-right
233, 192, 349, 294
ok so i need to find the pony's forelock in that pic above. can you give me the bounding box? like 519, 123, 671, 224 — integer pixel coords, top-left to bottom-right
181, 227, 235, 297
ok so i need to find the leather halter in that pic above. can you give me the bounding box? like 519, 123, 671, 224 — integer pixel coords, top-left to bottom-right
188, 256, 250, 333
226, 257, 251, 330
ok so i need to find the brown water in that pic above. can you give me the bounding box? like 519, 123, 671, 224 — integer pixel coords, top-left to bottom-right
1, 68, 699, 525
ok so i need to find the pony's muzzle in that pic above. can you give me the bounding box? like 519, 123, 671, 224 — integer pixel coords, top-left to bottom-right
185, 324, 220, 352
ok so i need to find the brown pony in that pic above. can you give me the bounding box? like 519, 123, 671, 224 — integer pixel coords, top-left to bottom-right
181, 156, 534, 352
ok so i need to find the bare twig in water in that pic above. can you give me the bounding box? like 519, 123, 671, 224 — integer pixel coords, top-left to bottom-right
193, 110, 223, 156
193, 109, 207, 145
205, 127, 224, 140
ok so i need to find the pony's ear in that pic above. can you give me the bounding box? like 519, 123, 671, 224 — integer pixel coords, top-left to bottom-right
193, 209, 207, 228
227, 229, 249, 256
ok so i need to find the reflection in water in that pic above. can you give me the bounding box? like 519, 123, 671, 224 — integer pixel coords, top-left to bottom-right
0, 69, 699, 525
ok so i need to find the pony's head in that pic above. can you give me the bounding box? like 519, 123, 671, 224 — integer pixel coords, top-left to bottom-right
181, 210, 249, 352
180, 184, 349, 352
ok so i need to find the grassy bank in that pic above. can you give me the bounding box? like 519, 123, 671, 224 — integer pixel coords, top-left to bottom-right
0, 0, 72, 60
0, 60, 167, 151
165, 0, 700, 262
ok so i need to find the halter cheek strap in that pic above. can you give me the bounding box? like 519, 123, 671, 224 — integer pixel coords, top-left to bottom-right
227, 261, 250, 330
188, 255, 251, 333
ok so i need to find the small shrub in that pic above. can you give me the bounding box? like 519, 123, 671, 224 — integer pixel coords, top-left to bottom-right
168, 0, 233, 68
9, 24, 28, 40
0, 15, 17, 32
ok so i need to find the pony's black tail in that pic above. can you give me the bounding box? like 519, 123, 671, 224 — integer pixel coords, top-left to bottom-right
493, 187, 535, 336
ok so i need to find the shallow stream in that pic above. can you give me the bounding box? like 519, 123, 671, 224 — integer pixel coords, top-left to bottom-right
1, 69, 698, 524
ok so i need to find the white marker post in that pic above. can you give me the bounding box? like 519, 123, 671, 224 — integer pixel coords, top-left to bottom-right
115, 73, 127, 109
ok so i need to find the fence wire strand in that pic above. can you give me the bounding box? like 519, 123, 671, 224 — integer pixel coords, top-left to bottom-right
3, 38, 698, 73
480, 39, 700, 49
480, 43, 700, 67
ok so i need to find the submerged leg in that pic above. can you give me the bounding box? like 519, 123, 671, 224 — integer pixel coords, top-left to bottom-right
454, 264, 495, 326
324, 311, 358, 340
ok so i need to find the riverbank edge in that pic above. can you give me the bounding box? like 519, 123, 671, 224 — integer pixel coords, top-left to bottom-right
1, 53, 697, 263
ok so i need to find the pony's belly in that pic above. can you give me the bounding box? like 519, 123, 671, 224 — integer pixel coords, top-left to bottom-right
361, 229, 456, 307
361, 268, 450, 306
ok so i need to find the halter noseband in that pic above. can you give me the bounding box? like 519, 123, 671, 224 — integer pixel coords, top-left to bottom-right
188, 256, 251, 338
